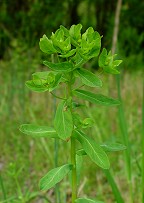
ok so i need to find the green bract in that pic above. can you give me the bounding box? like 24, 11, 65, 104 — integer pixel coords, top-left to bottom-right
20, 24, 123, 203
99, 48, 122, 74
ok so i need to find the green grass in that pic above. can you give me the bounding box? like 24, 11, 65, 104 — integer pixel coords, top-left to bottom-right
0, 56, 142, 202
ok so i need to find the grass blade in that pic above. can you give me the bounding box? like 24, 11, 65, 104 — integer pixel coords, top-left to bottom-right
104, 170, 124, 203
0, 173, 7, 202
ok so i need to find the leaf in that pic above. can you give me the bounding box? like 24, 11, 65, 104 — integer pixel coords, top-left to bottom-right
86, 32, 101, 58
59, 49, 76, 58
39, 164, 73, 191
43, 61, 73, 72
74, 130, 110, 169
104, 67, 120, 74
25, 80, 48, 92
32, 71, 51, 80
75, 198, 104, 203
82, 118, 95, 129
69, 24, 82, 41
101, 142, 126, 152
98, 48, 121, 74
33, 71, 62, 92
60, 25, 70, 37
49, 73, 62, 92
19, 124, 58, 138
75, 68, 102, 87
74, 89, 120, 106
99, 48, 107, 68
113, 60, 122, 66
76, 149, 87, 156
54, 101, 73, 140
39, 35, 57, 54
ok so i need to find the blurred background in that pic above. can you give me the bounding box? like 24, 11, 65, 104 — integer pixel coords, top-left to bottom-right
0, 0, 143, 202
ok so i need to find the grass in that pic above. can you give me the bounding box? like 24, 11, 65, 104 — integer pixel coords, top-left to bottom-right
0, 56, 143, 202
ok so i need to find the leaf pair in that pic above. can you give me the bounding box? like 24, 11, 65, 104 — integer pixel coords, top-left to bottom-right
26, 71, 62, 92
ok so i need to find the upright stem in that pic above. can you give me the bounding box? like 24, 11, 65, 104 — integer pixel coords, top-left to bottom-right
71, 136, 77, 203
52, 54, 60, 203
67, 73, 77, 203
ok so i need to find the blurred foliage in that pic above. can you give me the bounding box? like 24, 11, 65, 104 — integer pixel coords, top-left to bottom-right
0, 0, 143, 71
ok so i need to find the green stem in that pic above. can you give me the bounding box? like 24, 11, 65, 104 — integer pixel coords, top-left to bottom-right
71, 136, 77, 203
68, 73, 77, 203
52, 53, 61, 203
15, 177, 24, 203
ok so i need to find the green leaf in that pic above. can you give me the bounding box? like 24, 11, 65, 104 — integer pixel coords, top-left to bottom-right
113, 60, 122, 66
101, 142, 126, 152
76, 149, 87, 156
25, 80, 48, 92
39, 164, 72, 191
99, 48, 107, 68
49, 73, 62, 92
75, 68, 102, 87
69, 24, 82, 41
32, 71, 50, 80
74, 130, 110, 169
103, 67, 120, 74
82, 118, 95, 129
19, 124, 58, 138
54, 101, 73, 140
98, 48, 121, 74
51, 29, 71, 53
74, 89, 120, 106
60, 25, 70, 37
75, 198, 104, 203
43, 61, 73, 72
39, 35, 57, 54
59, 49, 76, 58
33, 71, 62, 92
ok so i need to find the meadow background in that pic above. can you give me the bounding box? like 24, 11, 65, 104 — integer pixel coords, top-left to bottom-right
0, 0, 143, 202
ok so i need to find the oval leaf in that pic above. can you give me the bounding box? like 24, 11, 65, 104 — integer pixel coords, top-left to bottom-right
75, 198, 104, 203
43, 61, 73, 72
101, 142, 126, 152
74, 89, 120, 106
19, 124, 58, 138
75, 68, 102, 87
54, 101, 73, 140
26, 80, 48, 92
40, 164, 73, 191
74, 130, 110, 169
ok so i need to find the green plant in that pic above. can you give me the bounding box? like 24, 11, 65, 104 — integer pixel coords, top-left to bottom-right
20, 24, 124, 203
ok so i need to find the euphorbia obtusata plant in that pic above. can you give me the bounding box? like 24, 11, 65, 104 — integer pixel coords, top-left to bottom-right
20, 24, 124, 203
